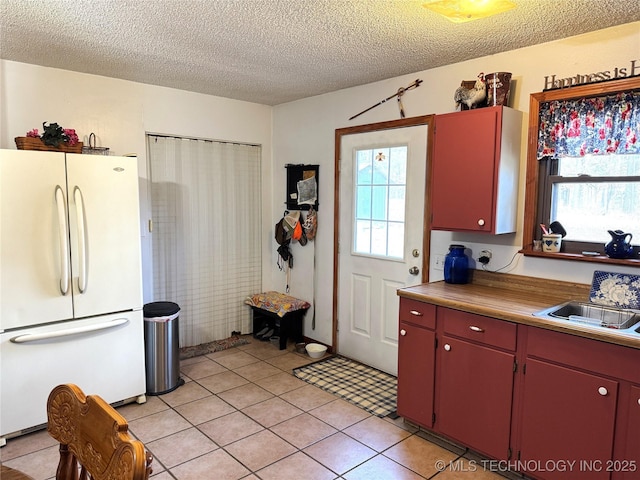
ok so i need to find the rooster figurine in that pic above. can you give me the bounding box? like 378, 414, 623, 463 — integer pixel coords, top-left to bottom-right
454, 73, 486, 110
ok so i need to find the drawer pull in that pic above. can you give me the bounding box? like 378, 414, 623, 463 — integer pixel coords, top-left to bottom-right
637, 398, 640, 406
444, 344, 451, 351
400, 329, 407, 336
598, 387, 608, 396
409, 310, 423, 316
469, 325, 484, 333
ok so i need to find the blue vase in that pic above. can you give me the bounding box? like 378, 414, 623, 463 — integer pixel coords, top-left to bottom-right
444, 244, 469, 284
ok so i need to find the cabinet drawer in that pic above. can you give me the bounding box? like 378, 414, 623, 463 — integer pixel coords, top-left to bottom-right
399, 298, 436, 329
527, 326, 640, 384
440, 308, 517, 351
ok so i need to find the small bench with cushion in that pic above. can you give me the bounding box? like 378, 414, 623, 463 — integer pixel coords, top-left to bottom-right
245, 291, 310, 350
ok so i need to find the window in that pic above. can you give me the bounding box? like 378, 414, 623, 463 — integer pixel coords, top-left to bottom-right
523, 76, 640, 264
538, 154, 640, 251
353, 145, 407, 259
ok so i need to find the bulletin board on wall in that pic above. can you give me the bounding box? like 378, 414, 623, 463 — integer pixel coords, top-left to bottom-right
285, 164, 319, 211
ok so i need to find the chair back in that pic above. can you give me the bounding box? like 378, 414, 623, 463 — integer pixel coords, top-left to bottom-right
47, 384, 152, 480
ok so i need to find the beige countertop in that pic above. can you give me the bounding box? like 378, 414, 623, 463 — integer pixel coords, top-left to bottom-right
398, 271, 640, 350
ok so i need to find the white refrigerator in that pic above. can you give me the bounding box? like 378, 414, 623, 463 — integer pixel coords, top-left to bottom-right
0, 149, 146, 442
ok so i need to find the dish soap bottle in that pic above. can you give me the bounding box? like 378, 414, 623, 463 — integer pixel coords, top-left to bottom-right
444, 244, 469, 284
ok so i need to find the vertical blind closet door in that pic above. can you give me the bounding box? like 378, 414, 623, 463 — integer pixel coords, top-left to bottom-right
148, 135, 261, 346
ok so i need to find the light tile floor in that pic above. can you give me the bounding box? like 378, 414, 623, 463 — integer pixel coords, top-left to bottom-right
1, 338, 512, 480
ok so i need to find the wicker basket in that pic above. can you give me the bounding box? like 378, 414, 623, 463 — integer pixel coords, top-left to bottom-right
15, 137, 83, 153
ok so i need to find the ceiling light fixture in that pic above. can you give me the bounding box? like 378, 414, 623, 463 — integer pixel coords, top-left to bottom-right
423, 0, 516, 23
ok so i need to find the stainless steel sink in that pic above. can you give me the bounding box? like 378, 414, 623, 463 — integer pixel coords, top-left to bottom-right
534, 301, 640, 330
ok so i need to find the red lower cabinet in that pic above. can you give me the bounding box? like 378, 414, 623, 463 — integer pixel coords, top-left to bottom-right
617, 385, 640, 480
397, 321, 436, 428
519, 358, 618, 480
435, 336, 515, 460
396, 299, 640, 480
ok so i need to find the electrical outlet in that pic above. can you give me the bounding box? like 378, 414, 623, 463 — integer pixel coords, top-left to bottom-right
434, 254, 445, 271
479, 249, 492, 265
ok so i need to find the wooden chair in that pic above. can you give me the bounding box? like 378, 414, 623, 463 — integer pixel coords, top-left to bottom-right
47, 384, 152, 480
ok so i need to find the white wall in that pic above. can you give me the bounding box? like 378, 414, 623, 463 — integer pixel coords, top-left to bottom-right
0, 61, 273, 305
2, 22, 639, 348
273, 22, 640, 346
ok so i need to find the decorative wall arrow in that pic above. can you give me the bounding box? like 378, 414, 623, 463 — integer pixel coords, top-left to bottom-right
349, 79, 423, 121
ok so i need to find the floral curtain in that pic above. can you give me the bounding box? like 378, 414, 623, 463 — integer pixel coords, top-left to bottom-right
537, 90, 640, 159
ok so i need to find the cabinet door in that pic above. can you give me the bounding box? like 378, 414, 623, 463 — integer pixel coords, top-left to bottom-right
397, 321, 435, 428
436, 336, 515, 460
431, 107, 500, 232
617, 385, 640, 480
520, 358, 617, 480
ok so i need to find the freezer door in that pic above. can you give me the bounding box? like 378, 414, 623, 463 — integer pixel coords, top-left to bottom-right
0, 150, 73, 330
0, 311, 146, 438
66, 154, 143, 318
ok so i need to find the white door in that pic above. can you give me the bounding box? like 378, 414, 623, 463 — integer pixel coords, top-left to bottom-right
338, 125, 428, 375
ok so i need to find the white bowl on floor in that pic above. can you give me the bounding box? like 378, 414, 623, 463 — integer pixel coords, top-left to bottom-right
305, 343, 327, 359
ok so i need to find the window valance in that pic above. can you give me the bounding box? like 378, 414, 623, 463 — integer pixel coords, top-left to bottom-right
537, 90, 640, 159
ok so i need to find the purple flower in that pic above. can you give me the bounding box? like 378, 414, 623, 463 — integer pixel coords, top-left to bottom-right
26, 129, 40, 138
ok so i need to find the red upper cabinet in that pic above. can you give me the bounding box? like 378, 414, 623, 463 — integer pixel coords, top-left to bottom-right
431, 106, 522, 234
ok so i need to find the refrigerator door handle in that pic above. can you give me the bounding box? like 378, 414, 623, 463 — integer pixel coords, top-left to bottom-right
55, 185, 70, 295
10, 318, 129, 343
73, 186, 88, 293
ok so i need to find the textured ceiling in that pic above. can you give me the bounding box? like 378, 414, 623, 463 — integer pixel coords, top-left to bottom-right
1, 0, 639, 105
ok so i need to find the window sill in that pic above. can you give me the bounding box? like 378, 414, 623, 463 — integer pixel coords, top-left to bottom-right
521, 248, 640, 267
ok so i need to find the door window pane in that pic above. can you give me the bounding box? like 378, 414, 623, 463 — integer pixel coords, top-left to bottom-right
388, 222, 405, 258
355, 219, 371, 253
356, 186, 371, 218
354, 145, 407, 259
371, 221, 388, 256
371, 186, 388, 220
357, 150, 373, 184
389, 147, 407, 184
389, 186, 405, 222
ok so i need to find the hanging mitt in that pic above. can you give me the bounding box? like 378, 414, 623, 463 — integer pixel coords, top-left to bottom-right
302, 207, 317, 241
275, 217, 291, 245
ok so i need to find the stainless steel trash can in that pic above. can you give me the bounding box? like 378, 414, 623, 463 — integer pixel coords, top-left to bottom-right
143, 301, 184, 395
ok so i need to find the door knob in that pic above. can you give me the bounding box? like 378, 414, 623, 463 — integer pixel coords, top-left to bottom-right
444, 344, 451, 351
598, 387, 608, 396
400, 329, 407, 336
409, 266, 420, 275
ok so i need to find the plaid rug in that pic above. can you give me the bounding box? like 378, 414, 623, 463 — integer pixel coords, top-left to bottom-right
293, 356, 397, 417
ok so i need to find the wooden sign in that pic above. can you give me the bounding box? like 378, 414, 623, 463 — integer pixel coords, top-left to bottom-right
543, 59, 639, 90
